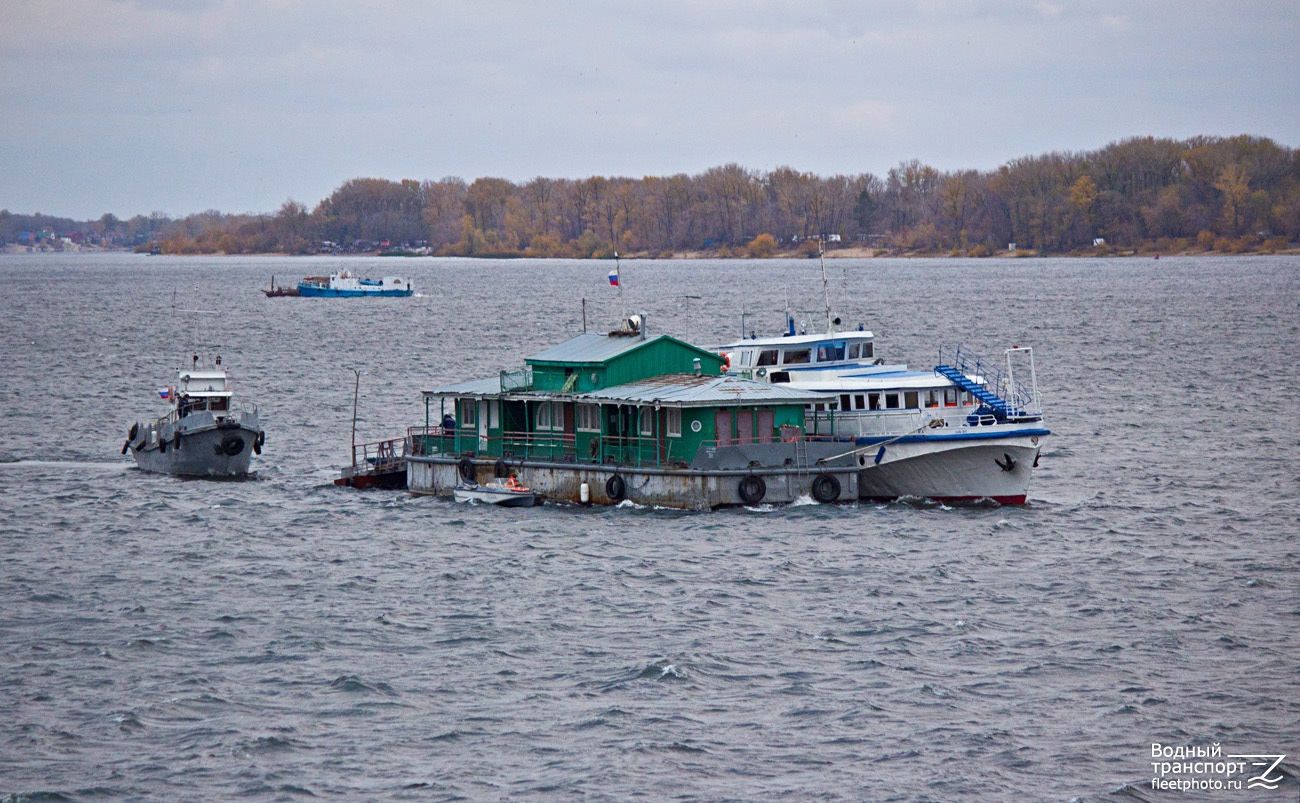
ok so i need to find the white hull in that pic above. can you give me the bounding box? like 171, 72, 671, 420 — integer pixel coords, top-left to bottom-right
452, 481, 540, 507
855, 434, 1041, 504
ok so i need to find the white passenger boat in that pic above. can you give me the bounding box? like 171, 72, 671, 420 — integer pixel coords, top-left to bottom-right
721, 320, 1047, 504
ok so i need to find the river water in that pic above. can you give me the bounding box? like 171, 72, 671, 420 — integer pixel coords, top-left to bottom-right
1, 253, 1297, 801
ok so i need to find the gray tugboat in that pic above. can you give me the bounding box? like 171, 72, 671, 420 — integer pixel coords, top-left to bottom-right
122, 353, 264, 477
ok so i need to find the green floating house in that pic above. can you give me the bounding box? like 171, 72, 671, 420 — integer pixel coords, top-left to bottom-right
406, 326, 863, 509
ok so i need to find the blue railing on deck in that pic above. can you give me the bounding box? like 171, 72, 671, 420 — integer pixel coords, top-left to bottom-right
936, 345, 1038, 417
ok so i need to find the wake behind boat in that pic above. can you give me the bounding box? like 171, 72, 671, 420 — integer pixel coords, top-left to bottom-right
297, 270, 412, 297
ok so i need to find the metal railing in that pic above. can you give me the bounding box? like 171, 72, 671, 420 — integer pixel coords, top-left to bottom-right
499, 367, 533, 392
350, 436, 407, 471
937, 344, 1040, 417
406, 425, 675, 468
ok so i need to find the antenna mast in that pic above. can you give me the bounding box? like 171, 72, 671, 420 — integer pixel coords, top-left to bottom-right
819, 237, 833, 334
349, 369, 360, 468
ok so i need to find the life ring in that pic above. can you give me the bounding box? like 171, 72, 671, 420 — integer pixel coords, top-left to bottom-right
811, 474, 841, 503
494, 458, 509, 478
458, 456, 475, 482
738, 474, 766, 505
128, 423, 139, 441
606, 473, 626, 501
221, 435, 244, 456
721, 353, 731, 373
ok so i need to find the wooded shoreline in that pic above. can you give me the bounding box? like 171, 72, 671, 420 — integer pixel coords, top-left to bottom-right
5, 134, 1298, 260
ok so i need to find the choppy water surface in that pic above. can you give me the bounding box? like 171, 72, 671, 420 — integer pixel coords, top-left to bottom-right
1, 253, 1297, 801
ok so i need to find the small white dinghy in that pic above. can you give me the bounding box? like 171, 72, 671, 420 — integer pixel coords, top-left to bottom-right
453, 476, 542, 507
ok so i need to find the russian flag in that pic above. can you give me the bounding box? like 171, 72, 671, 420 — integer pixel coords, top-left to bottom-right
157, 387, 172, 400
608, 268, 619, 286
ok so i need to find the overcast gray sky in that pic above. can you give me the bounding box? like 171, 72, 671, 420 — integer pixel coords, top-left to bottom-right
2, 0, 1297, 220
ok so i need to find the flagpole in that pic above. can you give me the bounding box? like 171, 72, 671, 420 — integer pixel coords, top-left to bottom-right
616, 251, 626, 327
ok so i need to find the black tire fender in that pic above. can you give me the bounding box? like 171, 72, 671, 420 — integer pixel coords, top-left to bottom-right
128, 423, 139, 441
811, 474, 841, 503
221, 435, 244, 456
605, 473, 626, 501
494, 458, 509, 478
738, 474, 766, 505
458, 456, 475, 482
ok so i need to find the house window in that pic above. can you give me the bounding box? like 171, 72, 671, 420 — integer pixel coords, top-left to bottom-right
665, 407, 681, 437
638, 407, 654, 436
576, 403, 600, 432
458, 399, 476, 426
757, 349, 778, 366
489, 400, 499, 429
535, 402, 551, 430
782, 348, 811, 364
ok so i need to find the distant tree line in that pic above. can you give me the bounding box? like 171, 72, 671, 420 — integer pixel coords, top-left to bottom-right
4, 135, 1297, 257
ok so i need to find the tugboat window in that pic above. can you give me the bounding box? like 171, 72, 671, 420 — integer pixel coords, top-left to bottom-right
782, 348, 811, 365
757, 350, 778, 366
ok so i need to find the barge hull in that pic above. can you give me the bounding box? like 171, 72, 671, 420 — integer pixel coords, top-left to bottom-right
407, 455, 859, 510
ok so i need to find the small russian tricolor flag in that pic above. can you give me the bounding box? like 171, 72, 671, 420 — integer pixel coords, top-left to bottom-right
608, 268, 619, 286
157, 387, 172, 400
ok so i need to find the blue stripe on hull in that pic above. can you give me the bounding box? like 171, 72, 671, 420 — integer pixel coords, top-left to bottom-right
297, 287, 413, 297
849, 427, 1050, 446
